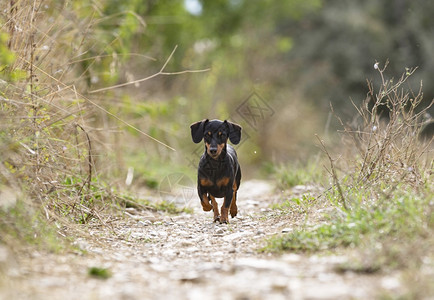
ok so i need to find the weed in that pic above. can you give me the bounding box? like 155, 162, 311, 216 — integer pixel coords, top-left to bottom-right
88, 267, 112, 279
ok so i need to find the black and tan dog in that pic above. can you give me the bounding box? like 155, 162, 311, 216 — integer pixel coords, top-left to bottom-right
190, 119, 242, 223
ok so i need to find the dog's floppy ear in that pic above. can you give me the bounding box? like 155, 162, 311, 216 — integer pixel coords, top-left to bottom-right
190, 119, 209, 143
224, 120, 242, 145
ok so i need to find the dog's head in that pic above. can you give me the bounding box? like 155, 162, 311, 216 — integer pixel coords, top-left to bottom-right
190, 119, 242, 159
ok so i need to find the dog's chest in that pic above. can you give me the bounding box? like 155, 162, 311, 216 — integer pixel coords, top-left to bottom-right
198, 157, 234, 197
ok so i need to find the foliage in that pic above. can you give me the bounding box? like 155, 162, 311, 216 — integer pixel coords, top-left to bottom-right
283, 0, 434, 118
267, 67, 433, 276
0, 0, 178, 250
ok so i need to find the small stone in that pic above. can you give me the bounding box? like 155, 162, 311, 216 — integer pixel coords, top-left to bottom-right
282, 253, 302, 262
142, 216, 158, 222
234, 258, 291, 273
271, 278, 289, 292
177, 272, 201, 283
215, 228, 225, 235
91, 248, 104, 255
147, 257, 160, 264
178, 240, 195, 247
222, 231, 253, 242
186, 246, 199, 253
381, 276, 401, 290
138, 220, 152, 226
281, 228, 292, 233
125, 207, 140, 215
162, 249, 177, 257
202, 239, 212, 247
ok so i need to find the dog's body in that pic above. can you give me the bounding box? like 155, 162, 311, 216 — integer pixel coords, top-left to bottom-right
190, 119, 242, 223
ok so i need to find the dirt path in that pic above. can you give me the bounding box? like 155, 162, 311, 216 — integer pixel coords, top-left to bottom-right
1, 181, 400, 299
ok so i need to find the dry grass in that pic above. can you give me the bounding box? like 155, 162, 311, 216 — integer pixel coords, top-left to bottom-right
0, 0, 162, 237
266, 62, 433, 292
0, 1, 203, 250
1, 1, 98, 223
328, 61, 433, 207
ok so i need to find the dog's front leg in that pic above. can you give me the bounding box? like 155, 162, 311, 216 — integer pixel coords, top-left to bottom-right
209, 195, 220, 222
220, 190, 233, 224
230, 181, 238, 218
198, 184, 213, 211
200, 193, 213, 211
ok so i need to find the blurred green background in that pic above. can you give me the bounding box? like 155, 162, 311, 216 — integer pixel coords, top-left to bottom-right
2, 0, 433, 187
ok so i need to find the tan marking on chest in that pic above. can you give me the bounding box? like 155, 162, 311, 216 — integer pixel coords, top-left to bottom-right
217, 177, 230, 187
200, 178, 214, 186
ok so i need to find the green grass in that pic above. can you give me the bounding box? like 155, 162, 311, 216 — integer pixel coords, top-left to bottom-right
116, 193, 193, 215
152, 200, 194, 214
88, 267, 112, 279
272, 159, 325, 189
263, 182, 433, 272
270, 194, 317, 214
0, 200, 68, 253
124, 152, 196, 190
49, 177, 194, 225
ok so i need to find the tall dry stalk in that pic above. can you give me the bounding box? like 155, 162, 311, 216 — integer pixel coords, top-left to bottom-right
330, 61, 433, 203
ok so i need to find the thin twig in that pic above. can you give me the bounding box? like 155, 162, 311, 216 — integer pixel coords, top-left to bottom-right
315, 134, 348, 210
21, 57, 177, 151
88, 45, 210, 94
76, 123, 93, 195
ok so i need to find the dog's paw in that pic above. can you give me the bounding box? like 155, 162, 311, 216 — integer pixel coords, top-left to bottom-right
219, 219, 229, 224
213, 215, 220, 222
220, 207, 229, 223
219, 216, 229, 224
201, 201, 213, 211
230, 205, 238, 218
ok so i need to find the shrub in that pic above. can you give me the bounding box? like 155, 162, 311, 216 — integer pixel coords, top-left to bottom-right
266, 62, 433, 275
